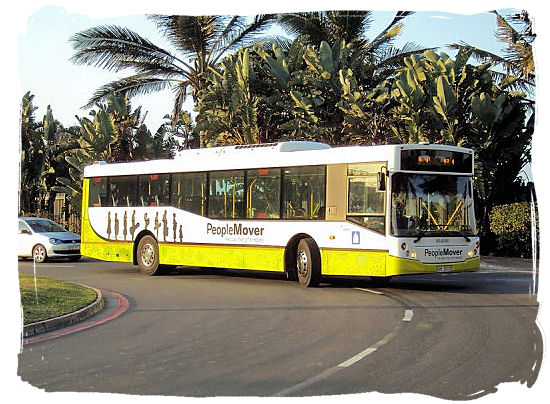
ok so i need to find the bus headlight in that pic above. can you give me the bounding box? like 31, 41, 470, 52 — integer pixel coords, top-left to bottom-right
411, 251, 417, 259
467, 250, 474, 257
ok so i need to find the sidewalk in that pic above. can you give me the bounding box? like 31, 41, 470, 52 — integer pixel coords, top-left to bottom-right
480, 256, 538, 272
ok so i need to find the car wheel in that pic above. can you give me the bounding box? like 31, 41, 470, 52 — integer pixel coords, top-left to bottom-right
137, 235, 162, 276
296, 238, 321, 287
32, 244, 47, 263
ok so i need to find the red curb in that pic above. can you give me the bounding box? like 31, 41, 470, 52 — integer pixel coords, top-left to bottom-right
23, 290, 129, 345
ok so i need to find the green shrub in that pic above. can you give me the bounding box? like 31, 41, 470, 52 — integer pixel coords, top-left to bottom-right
489, 202, 538, 258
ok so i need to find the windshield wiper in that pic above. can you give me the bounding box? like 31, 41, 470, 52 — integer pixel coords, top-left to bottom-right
450, 230, 471, 242
413, 229, 426, 243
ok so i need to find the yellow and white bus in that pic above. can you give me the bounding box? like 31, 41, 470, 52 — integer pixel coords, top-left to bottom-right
81, 141, 480, 287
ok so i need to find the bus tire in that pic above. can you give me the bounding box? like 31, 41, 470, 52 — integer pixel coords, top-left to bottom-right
137, 235, 162, 276
296, 238, 321, 287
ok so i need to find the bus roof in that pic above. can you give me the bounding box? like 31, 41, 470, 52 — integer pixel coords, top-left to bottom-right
83, 141, 473, 178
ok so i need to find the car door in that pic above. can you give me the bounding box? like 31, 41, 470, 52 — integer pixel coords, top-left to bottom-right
18, 221, 34, 257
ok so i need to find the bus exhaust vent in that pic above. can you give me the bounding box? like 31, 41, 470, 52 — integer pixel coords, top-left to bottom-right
234, 142, 330, 152
234, 143, 279, 149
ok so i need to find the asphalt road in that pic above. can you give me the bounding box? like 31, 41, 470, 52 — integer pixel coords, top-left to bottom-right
17, 257, 541, 399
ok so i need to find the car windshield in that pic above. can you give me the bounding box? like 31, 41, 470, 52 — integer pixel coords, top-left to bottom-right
390, 173, 476, 237
25, 219, 67, 233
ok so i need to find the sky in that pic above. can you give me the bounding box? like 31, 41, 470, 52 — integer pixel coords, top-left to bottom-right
6, 1, 550, 403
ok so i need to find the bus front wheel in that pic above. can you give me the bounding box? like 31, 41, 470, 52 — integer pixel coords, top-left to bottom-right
296, 238, 321, 287
137, 235, 161, 276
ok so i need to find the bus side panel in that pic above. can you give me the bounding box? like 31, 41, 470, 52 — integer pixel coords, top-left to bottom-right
81, 217, 134, 262
158, 243, 285, 272
321, 249, 387, 276
81, 179, 133, 263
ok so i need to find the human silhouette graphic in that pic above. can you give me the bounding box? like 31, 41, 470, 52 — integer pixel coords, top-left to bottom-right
130, 210, 140, 241
154, 211, 161, 238
107, 212, 111, 239
172, 213, 177, 241
162, 210, 168, 241
144, 212, 150, 230
123, 211, 128, 241
114, 212, 119, 240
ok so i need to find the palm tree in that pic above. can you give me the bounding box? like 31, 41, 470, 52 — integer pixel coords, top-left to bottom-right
70, 15, 276, 131
450, 10, 535, 92
276, 11, 427, 72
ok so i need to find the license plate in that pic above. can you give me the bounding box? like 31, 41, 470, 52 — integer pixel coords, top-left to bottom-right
437, 265, 452, 273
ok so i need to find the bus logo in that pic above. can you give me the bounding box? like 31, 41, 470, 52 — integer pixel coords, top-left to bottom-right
207, 223, 265, 237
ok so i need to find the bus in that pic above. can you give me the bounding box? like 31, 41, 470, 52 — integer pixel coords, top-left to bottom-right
81, 141, 480, 287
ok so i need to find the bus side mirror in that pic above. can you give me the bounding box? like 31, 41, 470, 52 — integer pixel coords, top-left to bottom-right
377, 172, 386, 192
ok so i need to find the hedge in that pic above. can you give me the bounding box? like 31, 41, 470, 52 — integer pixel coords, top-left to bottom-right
489, 202, 538, 258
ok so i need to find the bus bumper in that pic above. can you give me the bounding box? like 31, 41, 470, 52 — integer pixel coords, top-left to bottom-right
385, 255, 480, 276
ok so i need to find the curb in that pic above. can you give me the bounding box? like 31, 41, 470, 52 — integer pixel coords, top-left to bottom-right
23, 286, 105, 338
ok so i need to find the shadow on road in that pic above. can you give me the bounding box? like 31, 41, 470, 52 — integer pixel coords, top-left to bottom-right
156, 265, 537, 296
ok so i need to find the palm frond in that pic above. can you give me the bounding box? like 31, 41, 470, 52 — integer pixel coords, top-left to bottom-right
84, 75, 177, 109
70, 25, 188, 72
277, 12, 325, 41
117, 59, 189, 78
148, 15, 219, 59
326, 10, 372, 43
254, 36, 294, 53
450, 42, 506, 65
214, 14, 277, 61
171, 82, 190, 122
366, 11, 413, 53
377, 43, 435, 68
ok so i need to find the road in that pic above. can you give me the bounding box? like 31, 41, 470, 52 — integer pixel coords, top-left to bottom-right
17, 258, 541, 399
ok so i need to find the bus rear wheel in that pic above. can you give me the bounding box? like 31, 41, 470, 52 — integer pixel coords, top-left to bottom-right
296, 238, 321, 287
137, 235, 162, 276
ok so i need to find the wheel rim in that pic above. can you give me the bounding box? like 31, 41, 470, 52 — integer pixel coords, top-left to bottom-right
34, 246, 45, 262
297, 249, 309, 277
140, 243, 155, 267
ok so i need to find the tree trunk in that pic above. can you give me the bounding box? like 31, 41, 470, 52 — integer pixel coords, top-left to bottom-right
199, 131, 206, 148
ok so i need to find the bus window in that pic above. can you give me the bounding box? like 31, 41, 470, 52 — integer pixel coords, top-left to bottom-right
109, 176, 137, 207
208, 171, 245, 219
89, 177, 108, 207
247, 168, 281, 219
347, 162, 386, 233
138, 174, 170, 206
172, 172, 207, 216
282, 166, 325, 220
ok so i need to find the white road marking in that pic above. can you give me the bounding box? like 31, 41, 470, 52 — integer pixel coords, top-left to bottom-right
338, 347, 377, 368
402, 309, 414, 322
355, 287, 384, 295
276, 291, 409, 396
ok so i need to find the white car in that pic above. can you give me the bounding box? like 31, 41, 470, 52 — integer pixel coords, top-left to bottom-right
18, 217, 81, 263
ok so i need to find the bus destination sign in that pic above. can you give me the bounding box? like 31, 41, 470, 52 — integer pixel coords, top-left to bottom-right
400, 149, 472, 173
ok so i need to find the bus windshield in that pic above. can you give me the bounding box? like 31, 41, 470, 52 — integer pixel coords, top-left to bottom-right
390, 173, 476, 238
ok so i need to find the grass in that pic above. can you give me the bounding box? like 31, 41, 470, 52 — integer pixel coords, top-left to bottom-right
19, 274, 98, 325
